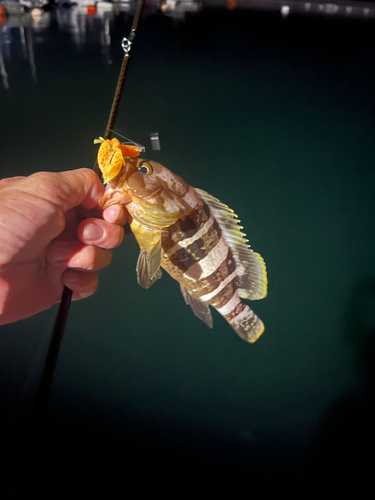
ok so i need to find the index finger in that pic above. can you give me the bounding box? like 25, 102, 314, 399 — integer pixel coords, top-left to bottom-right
25, 169, 105, 212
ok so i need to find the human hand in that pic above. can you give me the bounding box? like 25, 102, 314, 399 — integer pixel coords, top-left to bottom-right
0, 169, 127, 324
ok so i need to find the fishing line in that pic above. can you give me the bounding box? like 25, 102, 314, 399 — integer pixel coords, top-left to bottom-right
107, 128, 145, 151
10, 1, 146, 495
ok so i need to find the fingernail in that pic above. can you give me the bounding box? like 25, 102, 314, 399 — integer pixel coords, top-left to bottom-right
103, 205, 121, 223
84, 223, 104, 241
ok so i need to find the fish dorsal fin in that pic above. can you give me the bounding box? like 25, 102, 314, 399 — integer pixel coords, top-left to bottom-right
195, 188, 267, 300
180, 284, 213, 328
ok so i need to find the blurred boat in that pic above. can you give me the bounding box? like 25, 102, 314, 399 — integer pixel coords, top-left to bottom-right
161, 0, 201, 18
96, 1, 113, 10
19, 0, 49, 9
0, 1, 25, 15
0, 0, 54, 15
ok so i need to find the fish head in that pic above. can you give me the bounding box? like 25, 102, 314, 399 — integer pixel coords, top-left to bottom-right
101, 158, 190, 228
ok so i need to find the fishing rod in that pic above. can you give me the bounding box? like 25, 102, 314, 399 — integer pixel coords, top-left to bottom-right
48, 0, 145, 404
9, 1, 146, 496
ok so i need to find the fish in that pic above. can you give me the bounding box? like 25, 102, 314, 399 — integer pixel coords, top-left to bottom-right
96, 137, 267, 343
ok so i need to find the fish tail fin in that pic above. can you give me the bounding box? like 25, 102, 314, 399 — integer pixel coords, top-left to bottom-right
223, 303, 264, 343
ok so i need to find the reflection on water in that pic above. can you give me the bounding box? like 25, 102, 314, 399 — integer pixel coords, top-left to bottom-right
0, 12, 38, 86
2, 0, 375, 92
0, 1, 204, 87
1, 9, 111, 87
0, 26, 9, 88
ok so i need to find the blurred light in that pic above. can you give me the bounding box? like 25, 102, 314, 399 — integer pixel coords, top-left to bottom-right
87, 5, 97, 16
325, 4, 339, 14
226, 0, 237, 10
30, 7, 43, 19
280, 5, 290, 18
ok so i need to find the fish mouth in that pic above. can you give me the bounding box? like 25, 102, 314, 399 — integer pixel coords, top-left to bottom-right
100, 190, 133, 210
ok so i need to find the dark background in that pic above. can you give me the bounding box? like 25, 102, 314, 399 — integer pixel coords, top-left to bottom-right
1, 2, 375, 491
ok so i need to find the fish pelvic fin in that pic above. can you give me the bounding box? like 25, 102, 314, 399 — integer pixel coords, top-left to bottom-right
131, 219, 163, 289
136, 249, 162, 289
136, 250, 161, 289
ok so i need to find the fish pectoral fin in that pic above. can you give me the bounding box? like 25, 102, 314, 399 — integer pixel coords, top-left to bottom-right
136, 239, 162, 289
180, 285, 213, 329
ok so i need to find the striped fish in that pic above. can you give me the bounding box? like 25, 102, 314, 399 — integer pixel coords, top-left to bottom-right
97, 138, 267, 343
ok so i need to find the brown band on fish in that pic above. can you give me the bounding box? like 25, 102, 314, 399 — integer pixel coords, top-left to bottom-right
200, 219, 221, 253
166, 219, 222, 271
167, 240, 205, 271
199, 270, 237, 303
194, 247, 237, 297
163, 202, 211, 248
184, 262, 203, 281
208, 280, 237, 309
184, 236, 228, 282
167, 246, 199, 272
223, 300, 247, 322
164, 215, 218, 255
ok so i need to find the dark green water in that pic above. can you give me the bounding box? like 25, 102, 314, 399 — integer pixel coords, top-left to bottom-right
1, 6, 375, 489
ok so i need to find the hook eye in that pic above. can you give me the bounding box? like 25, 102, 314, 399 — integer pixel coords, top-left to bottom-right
122, 37, 132, 53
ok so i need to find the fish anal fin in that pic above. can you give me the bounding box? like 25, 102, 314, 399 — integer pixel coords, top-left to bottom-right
180, 283, 191, 305
195, 188, 267, 301
180, 284, 213, 328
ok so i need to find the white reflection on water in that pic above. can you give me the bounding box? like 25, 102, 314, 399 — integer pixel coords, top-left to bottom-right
0, 6, 121, 87
0, 14, 38, 87
0, 41, 9, 89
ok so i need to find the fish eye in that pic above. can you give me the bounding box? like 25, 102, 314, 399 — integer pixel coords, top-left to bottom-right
137, 161, 153, 175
